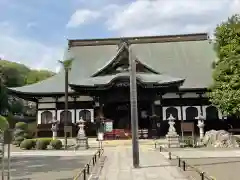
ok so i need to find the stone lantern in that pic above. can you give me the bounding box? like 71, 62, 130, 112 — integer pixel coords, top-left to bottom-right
197, 113, 205, 141
165, 114, 180, 148
75, 117, 89, 149
50, 116, 59, 140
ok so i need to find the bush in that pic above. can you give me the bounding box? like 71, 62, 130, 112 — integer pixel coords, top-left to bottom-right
13, 122, 29, 146
27, 122, 37, 136
23, 132, 32, 139
183, 137, 194, 147
0, 116, 9, 131
36, 139, 51, 150
15, 122, 27, 130
50, 139, 63, 150
20, 139, 35, 150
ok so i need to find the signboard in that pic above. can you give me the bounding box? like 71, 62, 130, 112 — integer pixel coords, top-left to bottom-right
104, 121, 113, 132
64, 126, 72, 132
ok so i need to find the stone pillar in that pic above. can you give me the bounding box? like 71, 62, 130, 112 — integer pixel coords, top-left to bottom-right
50, 117, 59, 140
75, 117, 89, 149
95, 100, 105, 140
197, 113, 205, 141
165, 114, 180, 148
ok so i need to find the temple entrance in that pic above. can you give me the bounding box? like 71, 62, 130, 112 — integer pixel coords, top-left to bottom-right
104, 102, 131, 129
103, 101, 152, 130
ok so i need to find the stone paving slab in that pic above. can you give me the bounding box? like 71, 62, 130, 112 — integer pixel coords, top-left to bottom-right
98, 146, 189, 180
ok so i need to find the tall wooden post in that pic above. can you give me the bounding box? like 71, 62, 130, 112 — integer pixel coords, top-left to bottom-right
129, 46, 140, 168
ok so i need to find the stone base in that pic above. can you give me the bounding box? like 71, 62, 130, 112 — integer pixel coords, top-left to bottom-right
75, 137, 89, 150
166, 134, 180, 148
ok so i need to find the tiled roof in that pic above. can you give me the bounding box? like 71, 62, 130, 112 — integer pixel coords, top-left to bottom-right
9, 33, 216, 95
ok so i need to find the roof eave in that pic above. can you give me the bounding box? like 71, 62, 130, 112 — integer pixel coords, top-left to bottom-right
7, 88, 71, 98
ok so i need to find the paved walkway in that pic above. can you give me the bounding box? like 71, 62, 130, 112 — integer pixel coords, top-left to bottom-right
98, 146, 189, 180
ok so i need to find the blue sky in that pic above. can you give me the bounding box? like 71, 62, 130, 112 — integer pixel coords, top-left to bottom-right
0, 0, 239, 72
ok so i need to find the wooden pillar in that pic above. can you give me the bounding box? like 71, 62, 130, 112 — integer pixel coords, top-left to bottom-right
74, 96, 77, 123
179, 93, 184, 121
35, 98, 39, 138
179, 92, 184, 140
55, 97, 58, 120
99, 99, 104, 119
198, 93, 203, 113
158, 93, 163, 120
151, 103, 156, 116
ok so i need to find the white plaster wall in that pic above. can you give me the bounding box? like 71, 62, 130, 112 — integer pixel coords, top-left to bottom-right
182, 93, 199, 98
58, 96, 74, 102
162, 92, 199, 99
76, 109, 94, 122
38, 103, 56, 109
162, 93, 179, 99
162, 106, 181, 121
38, 96, 93, 103
76, 96, 93, 101
38, 97, 55, 103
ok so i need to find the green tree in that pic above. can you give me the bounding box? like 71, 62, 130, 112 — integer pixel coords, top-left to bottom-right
0, 65, 9, 114
0, 59, 54, 115
26, 70, 55, 85
209, 14, 240, 116
0, 115, 9, 131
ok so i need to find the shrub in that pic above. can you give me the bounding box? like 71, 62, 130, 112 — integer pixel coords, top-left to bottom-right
36, 139, 51, 150
183, 137, 194, 147
27, 122, 37, 136
23, 132, 32, 139
13, 122, 28, 146
50, 139, 63, 150
0, 116, 9, 131
13, 129, 25, 146
20, 139, 35, 150
15, 122, 27, 130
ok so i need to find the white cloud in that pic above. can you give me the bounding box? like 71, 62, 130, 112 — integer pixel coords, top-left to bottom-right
66, 9, 100, 28
0, 22, 63, 72
104, 0, 240, 36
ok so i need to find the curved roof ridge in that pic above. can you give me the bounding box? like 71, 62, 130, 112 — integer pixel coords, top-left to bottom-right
91, 43, 127, 77
92, 44, 160, 77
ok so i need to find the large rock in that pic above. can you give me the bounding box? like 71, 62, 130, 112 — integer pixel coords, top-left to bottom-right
203, 130, 239, 148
